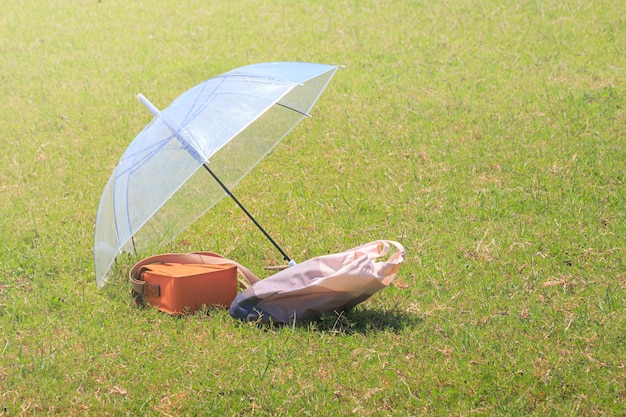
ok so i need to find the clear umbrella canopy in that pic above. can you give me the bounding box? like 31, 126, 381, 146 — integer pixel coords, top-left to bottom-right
94, 62, 340, 287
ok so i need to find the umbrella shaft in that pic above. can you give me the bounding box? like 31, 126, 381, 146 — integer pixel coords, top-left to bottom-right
203, 164, 292, 263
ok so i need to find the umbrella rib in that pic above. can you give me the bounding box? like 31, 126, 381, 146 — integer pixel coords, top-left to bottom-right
179, 78, 224, 127
202, 163, 292, 263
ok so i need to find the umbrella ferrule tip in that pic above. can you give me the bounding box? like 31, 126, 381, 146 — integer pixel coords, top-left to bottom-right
137, 93, 160, 116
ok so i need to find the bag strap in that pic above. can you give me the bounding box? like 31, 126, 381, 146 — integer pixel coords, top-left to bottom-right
383, 240, 405, 264
352, 240, 405, 263
190, 252, 261, 286
129, 252, 260, 305
349, 240, 405, 286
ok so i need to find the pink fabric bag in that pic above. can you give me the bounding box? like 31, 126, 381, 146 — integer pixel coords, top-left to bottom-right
230, 240, 405, 323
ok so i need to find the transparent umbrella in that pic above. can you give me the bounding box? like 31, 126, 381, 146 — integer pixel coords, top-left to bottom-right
94, 62, 340, 287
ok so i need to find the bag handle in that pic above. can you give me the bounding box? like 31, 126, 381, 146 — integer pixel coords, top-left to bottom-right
384, 240, 405, 264
349, 240, 405, 286
129, 252, 260, 305
191, 252, 260, 286
353, 240, 405, 263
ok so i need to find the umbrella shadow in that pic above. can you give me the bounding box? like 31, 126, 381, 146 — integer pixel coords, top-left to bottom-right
306, 307, 422, 334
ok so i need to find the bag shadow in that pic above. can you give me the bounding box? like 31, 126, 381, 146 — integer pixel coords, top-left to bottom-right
304, 307, 422, 334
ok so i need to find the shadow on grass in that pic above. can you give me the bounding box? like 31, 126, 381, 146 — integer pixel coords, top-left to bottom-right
303, 307, 422, 334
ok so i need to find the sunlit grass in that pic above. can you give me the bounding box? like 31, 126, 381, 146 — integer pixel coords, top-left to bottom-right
1, 0, 625, 415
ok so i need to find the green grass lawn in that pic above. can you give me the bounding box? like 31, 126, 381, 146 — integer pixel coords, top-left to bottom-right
1, 0, 625, 415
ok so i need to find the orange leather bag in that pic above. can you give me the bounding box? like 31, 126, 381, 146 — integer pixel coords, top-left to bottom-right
129, 252, 259, 316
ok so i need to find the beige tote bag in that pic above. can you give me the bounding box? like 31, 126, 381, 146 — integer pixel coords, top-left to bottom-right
230, 240, 405, 323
